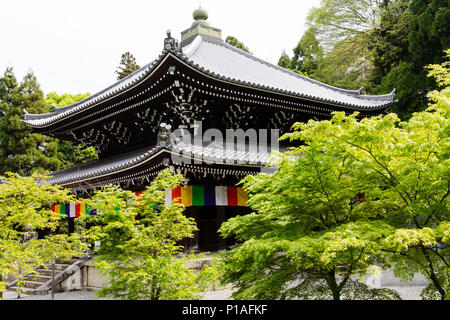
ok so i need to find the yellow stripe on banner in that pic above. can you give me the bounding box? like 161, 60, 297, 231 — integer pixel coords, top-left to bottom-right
80, 201, 86, 216
181, 186, 193, 207
54, 204, 61, 216
237, 188, 248, 206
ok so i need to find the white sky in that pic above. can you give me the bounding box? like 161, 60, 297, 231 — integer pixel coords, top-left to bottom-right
0, 0, 321, 95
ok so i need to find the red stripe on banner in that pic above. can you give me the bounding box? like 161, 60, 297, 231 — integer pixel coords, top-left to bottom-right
51, 204, 55, 212
227, 186, 238, 206
135, 191, 144, 202
172, 186, 182, 204
75, 203, 81, 217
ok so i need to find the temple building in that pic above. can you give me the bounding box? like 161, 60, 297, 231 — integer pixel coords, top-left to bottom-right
23, 8, 395, 252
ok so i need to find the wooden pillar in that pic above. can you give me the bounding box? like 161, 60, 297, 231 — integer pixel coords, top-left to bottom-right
68, 217, 75, 234
217, 206, 226, 251
183, 207, 199, 252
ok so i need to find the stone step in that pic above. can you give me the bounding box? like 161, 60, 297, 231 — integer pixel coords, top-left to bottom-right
43, 263, 71, 271
36, 269, 63, 277
22, 280, 44, 289
7, 286, 47, 296
25, 274, 52, 283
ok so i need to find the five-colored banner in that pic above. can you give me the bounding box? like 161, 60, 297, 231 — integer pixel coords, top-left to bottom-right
51, 186, 248, 218
50, 201, 97, 218
165, 186, 248, 207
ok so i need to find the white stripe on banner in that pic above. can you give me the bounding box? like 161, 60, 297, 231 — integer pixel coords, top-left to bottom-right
165, 188, 172, 205
69, 203, 76, 218
215, 186, 228, 206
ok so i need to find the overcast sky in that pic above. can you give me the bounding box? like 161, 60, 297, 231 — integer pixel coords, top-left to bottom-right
0, 0, 321, 95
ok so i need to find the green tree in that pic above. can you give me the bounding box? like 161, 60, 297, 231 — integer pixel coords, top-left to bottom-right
81, 169, 214, 300
45, 92, 90, 111
0, 69, 96, 175
408, 0, 450, 65
216, 51, 450, 300
312, 36, 374, 91
304, 0, 410, 92
278, 50, 292, 69
0, 68, 62, 175
216, 125, 401, 300
225, 36, 251, 54
381, 0, 449, 119
381, 61, 428, 118
368, 0, 411, 82
290, 27, 324, 75
115, 52, 141, 80
306, 0, 391, 51
0, 173, 87, 298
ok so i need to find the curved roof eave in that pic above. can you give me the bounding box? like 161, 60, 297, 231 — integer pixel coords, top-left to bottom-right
22, 51, 172, 127
175, 35, 395, 111
23, 35, 395, 128
48, 142, 273, 187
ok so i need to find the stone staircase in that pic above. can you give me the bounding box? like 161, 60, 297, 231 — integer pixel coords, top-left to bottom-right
6, 259, 84, 296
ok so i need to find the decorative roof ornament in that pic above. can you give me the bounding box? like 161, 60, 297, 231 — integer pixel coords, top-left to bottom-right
164, 29, 182, 53
157, 122, 173, 147
181, 6, 222, 44
192, 6, 210, 27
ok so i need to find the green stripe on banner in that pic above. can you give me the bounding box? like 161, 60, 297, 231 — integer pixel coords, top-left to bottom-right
192, 185, 205, 206
60, 203, 66, 218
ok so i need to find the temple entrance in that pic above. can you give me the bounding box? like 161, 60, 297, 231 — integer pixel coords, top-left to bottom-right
197, 206, 218, 252
184, 206, 251, 252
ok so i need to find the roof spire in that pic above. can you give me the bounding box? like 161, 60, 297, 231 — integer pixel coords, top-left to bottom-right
181, 6, 222, 44
192, 6, 210, 27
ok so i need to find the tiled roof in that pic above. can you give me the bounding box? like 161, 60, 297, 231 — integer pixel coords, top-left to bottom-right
180, 35, 394, 110
22, 58, 161, 127
23, 35, 394, 128
47, 141, 274, 186
48, 146, 164, 185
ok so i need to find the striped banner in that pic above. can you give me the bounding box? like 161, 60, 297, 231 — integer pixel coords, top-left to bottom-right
51, 186, 248, 219
164, 186, 248, 207
50, 201, 97, 218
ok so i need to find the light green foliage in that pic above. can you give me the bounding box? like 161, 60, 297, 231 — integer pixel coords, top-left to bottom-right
0, 173, 88, 298
81, 169, 213, 300
45, 92, 90, 111
225, 36, 251, 54
312, 36, 373, 91
217, 52, 450, 300
216, 129, 398, 299
302, 0, 449, 119
306, 0, 386, 51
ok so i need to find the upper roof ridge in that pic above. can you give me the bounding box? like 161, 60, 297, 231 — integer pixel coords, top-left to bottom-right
210, 37, 381, 99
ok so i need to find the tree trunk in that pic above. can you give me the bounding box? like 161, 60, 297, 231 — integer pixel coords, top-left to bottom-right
421, 247, 446, 299
325, 271, 341, 300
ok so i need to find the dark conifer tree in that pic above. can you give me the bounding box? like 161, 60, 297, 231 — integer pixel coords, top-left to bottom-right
0, 68, 61, 175
115, 52, 141, 80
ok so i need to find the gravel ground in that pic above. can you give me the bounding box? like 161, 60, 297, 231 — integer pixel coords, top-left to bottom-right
3, 285, 425, 300
3, 288, 233, 300
3, 270, 428, 300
